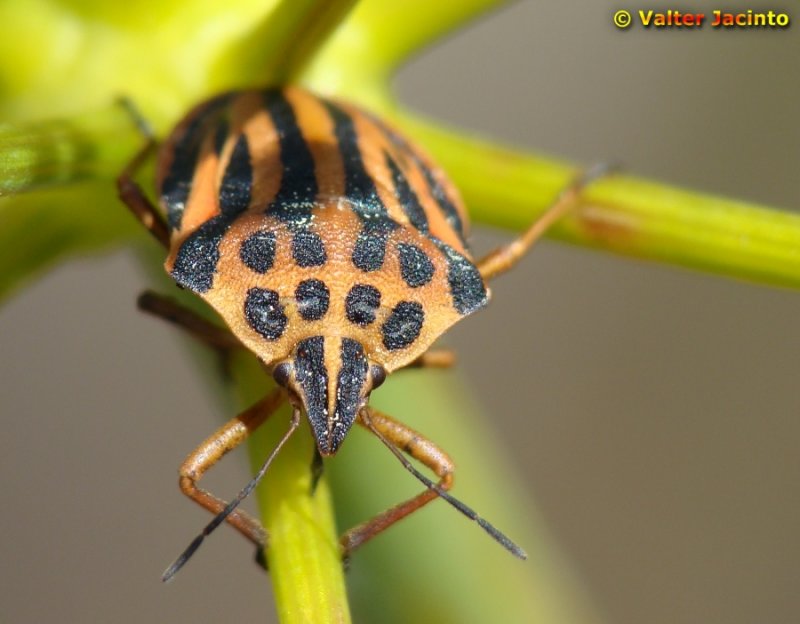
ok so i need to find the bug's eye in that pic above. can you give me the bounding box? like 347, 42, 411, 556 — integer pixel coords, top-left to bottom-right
272, 362, 293, 387
370, 365, 387, 389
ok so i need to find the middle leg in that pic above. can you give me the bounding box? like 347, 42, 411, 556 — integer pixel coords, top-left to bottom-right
406, 349, 456, 369
138, 290, 241, 352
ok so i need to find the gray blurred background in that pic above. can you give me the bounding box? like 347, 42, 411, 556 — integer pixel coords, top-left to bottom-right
2, 1, 798, 622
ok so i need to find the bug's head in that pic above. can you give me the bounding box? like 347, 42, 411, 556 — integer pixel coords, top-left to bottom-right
271, 335, 387, 456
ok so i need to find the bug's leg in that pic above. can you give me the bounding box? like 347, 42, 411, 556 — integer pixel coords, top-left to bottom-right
477, 163, 612, 281
137, 290, 242, 377
116, 99, 170, 248
137, 290, 241, 352
406, 349, 456, 369
339, 408, 454, 558
177, 389, 284, 550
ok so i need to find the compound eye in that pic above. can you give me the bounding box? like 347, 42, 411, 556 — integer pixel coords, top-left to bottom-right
272, 362, 293, 387
370, 364, 387, 390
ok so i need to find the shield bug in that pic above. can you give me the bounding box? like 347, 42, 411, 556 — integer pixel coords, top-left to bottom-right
117, 86, 601, 578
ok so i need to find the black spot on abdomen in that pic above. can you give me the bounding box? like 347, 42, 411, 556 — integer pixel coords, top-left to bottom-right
345, 284, 381, 326
292, 230, 327, 267
244, 288, 287, 340
240, 230, 276, 274
382, 301, 424, 351
295, 279, 330, 321
352, 230, 389, 272
397, 243, 434, 287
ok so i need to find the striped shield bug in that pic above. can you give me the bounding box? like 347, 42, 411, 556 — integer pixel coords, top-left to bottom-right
117, 86, 602, 579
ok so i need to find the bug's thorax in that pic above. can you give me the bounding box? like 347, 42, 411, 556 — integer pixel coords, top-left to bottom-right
272, 334, 385, 455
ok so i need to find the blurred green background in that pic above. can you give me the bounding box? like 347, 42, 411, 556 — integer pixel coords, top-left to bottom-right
1, 1, 798, 622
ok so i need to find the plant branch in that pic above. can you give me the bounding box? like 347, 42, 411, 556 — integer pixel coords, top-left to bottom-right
392, 111, 800, 289
303, 0, 511, 103
215, 0, 359, 87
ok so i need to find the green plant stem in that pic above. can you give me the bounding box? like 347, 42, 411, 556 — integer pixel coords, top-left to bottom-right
393, 111, 800, 289
333, 371, 601, 624
303, 0, 510, 101
225, 353, 351, 624
4, 104, 798, 296
217, 0, 359, 86
0, 107, 139, 195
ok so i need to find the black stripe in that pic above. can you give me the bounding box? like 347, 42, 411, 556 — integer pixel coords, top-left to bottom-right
170, 134, 253, 293
323, 102, 396, 227
332, 339, 368, 452
161, 94, 232, 231
372, 116, 468, 247
372, 121, 487, 314
418, 161, 467, 247
213, 118, 229, 155
263, 89, 318, 225
385, 152, 429, 234
324, 101, 399, 272
219, 134, 252, 215
294, 336, 329, 452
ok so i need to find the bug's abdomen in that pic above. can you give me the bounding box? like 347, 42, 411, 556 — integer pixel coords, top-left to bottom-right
155, 87, 488, 371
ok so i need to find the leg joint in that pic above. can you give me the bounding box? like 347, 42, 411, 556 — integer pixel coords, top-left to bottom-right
178, 474, 196, 495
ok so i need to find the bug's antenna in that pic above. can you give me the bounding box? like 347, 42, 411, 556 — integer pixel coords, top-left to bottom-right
162, 409, 301, 582
362, 410, 527, 560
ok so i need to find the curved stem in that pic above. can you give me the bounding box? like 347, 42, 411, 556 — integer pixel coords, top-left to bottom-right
215, 0, 359, 87
303, 0, 511, 101
0, 106, 139, 195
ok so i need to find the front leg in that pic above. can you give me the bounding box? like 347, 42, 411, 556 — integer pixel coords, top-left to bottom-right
345, 407, 527, 560
339, 407, 454, 557
176, 390, 284, 549
163, 391, 303, 580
